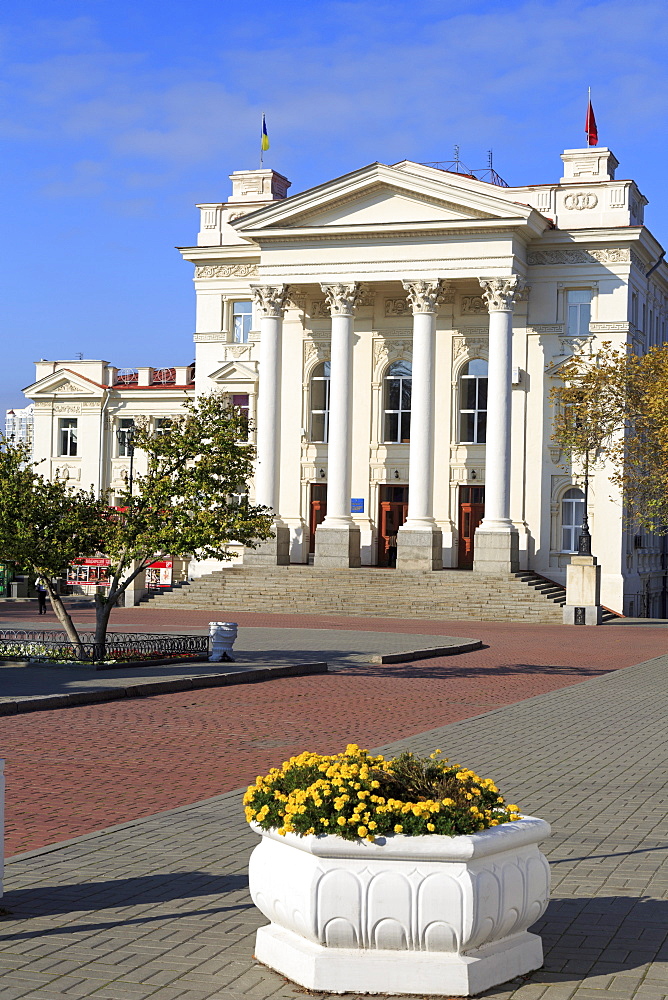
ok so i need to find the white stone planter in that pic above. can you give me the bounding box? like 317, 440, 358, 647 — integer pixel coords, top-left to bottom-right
249, 817, 551, 997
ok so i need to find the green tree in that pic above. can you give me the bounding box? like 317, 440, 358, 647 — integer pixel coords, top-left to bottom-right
0, 393, 274, 654
551, 342, 668, 532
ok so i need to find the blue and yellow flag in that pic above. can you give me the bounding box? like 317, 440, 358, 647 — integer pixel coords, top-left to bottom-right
261, 114, 270, 152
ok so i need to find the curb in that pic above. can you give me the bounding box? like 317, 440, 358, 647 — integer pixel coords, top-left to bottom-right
0, 661, 328, 715
372, 638, 482, 663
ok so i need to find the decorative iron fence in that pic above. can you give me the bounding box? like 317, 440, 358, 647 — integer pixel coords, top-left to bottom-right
0, 630, 208, 663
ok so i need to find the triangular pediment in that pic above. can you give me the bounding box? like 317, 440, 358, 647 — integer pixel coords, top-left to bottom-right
232, 162, 538, 238
208, 361, 258, 384
23, 368, 106, 397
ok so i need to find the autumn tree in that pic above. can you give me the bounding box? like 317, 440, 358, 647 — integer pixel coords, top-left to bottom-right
0, 392, 274, 653
551, 342, 668, 533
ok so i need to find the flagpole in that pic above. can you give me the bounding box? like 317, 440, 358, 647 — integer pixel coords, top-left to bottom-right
260, 112, 264, 168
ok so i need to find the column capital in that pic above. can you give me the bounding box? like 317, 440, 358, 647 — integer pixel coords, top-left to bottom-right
401, 279, 452, 315
321, 282, 362, 317
251, 284, 291, 319
478, 276, 528, 312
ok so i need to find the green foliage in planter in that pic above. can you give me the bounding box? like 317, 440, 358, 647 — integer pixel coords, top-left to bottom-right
245, 745, 521, 842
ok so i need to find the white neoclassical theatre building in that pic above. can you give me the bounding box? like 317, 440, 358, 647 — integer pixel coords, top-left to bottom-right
21, 144, 668, 617
183, 144, 668, 618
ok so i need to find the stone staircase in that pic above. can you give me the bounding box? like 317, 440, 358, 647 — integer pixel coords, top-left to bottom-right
142, 566, 577, 622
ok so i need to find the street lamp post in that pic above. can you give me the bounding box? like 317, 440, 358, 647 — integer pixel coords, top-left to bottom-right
578, 452, 592, 556
116, 424, 136, 495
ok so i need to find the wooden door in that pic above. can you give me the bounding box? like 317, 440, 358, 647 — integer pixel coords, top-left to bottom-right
309, 484, 327, 554
378, 486, 409, 566
458, 486, 485, 568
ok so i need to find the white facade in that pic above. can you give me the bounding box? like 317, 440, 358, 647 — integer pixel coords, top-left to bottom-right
181, 146, 668, 617
24, 361, 195, 503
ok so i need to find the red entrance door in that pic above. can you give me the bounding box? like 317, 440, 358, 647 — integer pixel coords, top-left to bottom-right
309, 483, 327, 554
378, 486, 409, 566
458, 485, 485, 568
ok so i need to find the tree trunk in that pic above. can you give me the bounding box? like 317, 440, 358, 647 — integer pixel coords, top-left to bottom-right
94, 593, 115, 658
42, 580, 84, 656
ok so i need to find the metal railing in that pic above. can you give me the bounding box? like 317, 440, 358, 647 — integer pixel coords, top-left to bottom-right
0, 630, 208, 663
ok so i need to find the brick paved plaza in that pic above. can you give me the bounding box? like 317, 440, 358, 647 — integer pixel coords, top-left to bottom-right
0, 605, 667, 998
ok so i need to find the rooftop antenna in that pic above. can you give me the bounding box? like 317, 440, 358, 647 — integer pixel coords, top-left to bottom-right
487, 149, 493, 170
453, 144, 460, 170
76, 352, 83, 360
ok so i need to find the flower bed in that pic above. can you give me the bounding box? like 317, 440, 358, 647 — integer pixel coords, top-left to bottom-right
244, 744, 521, 842
0, 629, 207, 664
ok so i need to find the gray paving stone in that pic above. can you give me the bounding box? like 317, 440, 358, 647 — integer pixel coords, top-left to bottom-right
3, 653, 668, 999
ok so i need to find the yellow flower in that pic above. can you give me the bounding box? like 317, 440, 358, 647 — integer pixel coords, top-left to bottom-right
394, 824, 403, 834
427, 823, 435, 832
357, 826, 368, 837
337, 816, 346, 827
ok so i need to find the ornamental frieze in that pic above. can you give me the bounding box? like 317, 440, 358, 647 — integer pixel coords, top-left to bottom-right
195, 263, 259, 278
528, 248, 631, 266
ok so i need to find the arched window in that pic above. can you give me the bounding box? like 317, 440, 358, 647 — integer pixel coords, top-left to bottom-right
459, 359, 488, 443
384, 360, 412, 443
562, 487, 585, 551
310, 361, 330, 442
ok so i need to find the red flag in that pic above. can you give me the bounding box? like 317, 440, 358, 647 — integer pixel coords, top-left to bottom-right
585, 100, 598, 146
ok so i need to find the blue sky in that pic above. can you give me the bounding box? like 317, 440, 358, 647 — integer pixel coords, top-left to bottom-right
2, 0, 668, 411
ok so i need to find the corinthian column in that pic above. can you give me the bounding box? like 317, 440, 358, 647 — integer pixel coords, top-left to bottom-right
396, 279, 448, 572
245, 284, 290, 566
473, 275, 525, 574
314, 282, 362, 568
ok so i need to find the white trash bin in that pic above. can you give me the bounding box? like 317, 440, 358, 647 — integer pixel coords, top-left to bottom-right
209, 621, 238, 662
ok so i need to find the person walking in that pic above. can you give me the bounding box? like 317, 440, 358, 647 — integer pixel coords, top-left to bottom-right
387, 533, 398, 568
36, 579, 48, 615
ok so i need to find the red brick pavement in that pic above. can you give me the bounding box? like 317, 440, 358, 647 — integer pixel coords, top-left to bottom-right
1, 605, 666, 857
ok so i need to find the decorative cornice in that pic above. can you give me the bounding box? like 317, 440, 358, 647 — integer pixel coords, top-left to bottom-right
251, 284, 291, 319
479, 276, 526, 312
193, 333, 227, 343
401, 279, 453, 315
196, 263, 259, 278
321, 282, 362, 317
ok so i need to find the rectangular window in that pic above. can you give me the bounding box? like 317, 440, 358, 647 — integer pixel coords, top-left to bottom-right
567, 290, 591, 336
232, 393, 249, 441
233, 301, 252, 344
117, 418, 135, 457
153, 418, 171, 436
59, 418, 77, 456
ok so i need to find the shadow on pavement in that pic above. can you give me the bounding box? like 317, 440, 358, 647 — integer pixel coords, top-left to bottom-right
0, 871, 248, 920
333, 660, 612, 678
511, 895, 668, 992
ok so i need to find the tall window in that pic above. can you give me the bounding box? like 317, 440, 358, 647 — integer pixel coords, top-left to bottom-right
233, 301, 252, 343
117, 418, 135, 457
310, 362, 330, 442
59, 418, 77, 456
567, 290, 591, 336
459, 359, 488, 443
232, 393, 250, 441
383, 361, 412, 443
562, 487, 585, 551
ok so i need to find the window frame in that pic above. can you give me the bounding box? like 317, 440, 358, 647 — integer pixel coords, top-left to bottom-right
382, 360, 412, 444
561, 487, 585, 553
309, 361, 331, 444
566, 289, 592, 336
58, 417, 78, 457
116, 417, 135, 457
458, 358, 488, 444
232, 301, 252, 344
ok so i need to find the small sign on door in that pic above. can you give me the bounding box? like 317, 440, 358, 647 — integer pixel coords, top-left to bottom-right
351, 498, 364, 514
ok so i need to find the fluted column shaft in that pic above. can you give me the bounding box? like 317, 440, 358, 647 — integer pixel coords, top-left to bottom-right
252, 285, 289, 513
473, 276, 525, 574
314, 283, 362, 568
